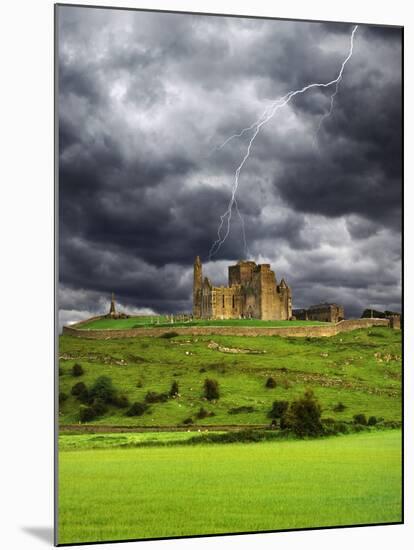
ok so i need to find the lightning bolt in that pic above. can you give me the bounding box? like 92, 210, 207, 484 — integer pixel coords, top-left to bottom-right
208, 25, 358, 260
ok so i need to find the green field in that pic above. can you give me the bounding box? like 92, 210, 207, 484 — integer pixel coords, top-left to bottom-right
59, 326, 402, 426
78, 316, 328, 330
58, 430, 402, 544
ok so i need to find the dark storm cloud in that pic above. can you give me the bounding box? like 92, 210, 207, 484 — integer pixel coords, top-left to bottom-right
57, 6, 402, 322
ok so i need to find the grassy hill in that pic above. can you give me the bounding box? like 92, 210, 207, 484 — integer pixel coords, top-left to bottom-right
58, 326, 402, 427
77, 316, 328, 330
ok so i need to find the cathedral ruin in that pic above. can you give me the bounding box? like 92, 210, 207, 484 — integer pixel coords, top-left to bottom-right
193, 256, 292, 320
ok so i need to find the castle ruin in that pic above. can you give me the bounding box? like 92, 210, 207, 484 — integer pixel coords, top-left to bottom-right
193, 256, 292, 320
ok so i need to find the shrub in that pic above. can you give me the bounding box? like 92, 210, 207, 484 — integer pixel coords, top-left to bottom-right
265, 377, 277, 388
72, 363, 84, 377
334, 422, 349, 434
59, 391, 68, 404
204, 378, 219, 401
159, 331, 179, 339
368, 415, 378, 426
89, 376, 116, 403
353, 413, 368, 425
111, 394, 130, 408
136, 379, 144, 388
268, 400, 289, 419
199, 367, 207, 373
196, 407, 215, 419
229, 405, 255, 415
169, 381, 179, 397
333, 402, 347, 412
58, 366, 64, 376
322, 420, 350, 435
71, 381, 87, 397
182, 417, 194, 425
126, 402, 149, 417
79, 405, 96, 422
284, 390, 323, 436
91, 398, 108, 416
145, 391, 169, 403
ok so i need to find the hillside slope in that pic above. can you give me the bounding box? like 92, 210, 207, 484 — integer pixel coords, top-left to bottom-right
58, 326, 401, 427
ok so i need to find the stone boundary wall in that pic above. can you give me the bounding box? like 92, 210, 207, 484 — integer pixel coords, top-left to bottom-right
62, 318, 390, 340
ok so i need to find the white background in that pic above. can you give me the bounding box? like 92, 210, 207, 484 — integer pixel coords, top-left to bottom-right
0, 0, 411, 549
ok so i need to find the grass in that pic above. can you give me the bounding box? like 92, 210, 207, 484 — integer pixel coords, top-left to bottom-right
58, 327, 402, 426
77, 316, 328, 330
58, 431, 222, 451
58, 429, 402, 544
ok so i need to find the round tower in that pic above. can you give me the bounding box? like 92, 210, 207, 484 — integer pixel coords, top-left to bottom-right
193, 256, 202, 318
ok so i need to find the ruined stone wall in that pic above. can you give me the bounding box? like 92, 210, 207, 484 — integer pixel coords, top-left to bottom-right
210, 286, 241, 319
228, 261, 256, 286
63, 317, 391, 340
254, 265, 278, 320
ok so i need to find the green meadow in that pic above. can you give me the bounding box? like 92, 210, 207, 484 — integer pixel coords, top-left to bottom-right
78, 316, 328, 330
58, 430, 402, 544
59, 326, 402, 426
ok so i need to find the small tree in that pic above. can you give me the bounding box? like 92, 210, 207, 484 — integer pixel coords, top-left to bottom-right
112, 394, 130, 408
126, 402, 148, 417
59, 391, 68, 404
204, 378, 219, 401
265, 377, 277, 388
79, 405, 96, 422
285, 389, 323, 436
145, 391, 169, 403
71, 381, 87, 397
268, 400, 289, 420
353, 413, 367, 425
91, 398, 108, 416
89, 376, 116, 403
72, 363, 84, 377
169, 380, 179, 397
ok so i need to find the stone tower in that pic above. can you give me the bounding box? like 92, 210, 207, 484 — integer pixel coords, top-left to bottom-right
109, 292, 116, 316
193, 256, 202, 318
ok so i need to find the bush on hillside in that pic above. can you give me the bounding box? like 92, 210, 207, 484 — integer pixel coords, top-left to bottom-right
89, 376, 117, 403
268, 400, 289, 420
204, 378, 219, 401
71, 381, 87, 397
111, 394, 130, 408
145, 391, 169, 403
59, 391, 68, 404
265, 377, 277, 388
79, 405, 96, 422
283, 390, 323, 436
196, 407, 215, 419
169, 381, 179, 397
182, 417, 194, 425
91, 398, 108, 416
72, 363, 84, 377
126, 402, 149, 417
333, 402, 347, 412
368, 416, 378, 426
353, 413, 368, 425
229, 405, 255, 415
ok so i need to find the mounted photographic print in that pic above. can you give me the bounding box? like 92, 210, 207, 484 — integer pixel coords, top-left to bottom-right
55, 3, 403, 545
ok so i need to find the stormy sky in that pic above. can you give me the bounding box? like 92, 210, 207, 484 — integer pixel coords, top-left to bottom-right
57, 6, 402, 327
